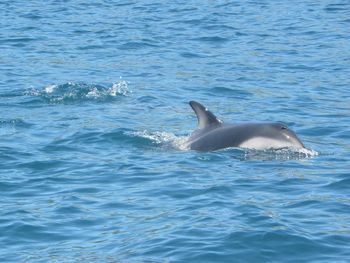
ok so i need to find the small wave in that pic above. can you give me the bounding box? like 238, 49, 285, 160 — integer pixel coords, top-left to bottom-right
0, 118, 33, 128
24, 80, 131, 103
324, 177, 350, 190
208, 86, 252, 99
129, 130, 189, 151
192, 36, 229, 43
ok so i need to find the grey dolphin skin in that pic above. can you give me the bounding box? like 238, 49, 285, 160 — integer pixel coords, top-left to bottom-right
187, 101, 305, 151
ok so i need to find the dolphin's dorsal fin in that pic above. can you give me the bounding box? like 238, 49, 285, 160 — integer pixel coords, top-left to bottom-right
189, 101, 222, 129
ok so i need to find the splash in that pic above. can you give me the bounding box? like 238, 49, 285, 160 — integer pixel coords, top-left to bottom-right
239, 147, 319, 161
296, 147, 318, 157
44, 84, 56, 93
24, 80, 131, 103
109, 81, 131, 96
129, 130, 189, 151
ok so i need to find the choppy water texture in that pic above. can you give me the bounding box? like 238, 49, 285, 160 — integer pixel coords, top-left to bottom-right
1, 1, 350, 262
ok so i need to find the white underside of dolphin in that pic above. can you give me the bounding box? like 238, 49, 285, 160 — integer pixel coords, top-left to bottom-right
186, 101, 305, 152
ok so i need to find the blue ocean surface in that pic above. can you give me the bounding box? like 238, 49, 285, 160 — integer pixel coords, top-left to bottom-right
1, 1, 349, 262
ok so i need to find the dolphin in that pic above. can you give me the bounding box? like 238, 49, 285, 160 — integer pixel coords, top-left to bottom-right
186, 101, 305, 151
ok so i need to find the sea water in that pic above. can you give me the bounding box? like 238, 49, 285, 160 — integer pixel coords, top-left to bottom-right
1, 1, 349, 262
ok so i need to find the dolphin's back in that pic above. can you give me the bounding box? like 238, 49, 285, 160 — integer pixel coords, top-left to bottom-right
188, 123, 258, 151
187, 101, 305, 151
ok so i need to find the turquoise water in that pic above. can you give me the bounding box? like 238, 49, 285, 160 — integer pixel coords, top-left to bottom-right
1, 1, 350, 262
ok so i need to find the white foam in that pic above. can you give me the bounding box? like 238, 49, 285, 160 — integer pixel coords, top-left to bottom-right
108, 80, 131, 96
44, 84, 57, 93
86, 87, 100, 98
264, 147, 319, 159
132, 130, 189, 151
296, 147, 319, 157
